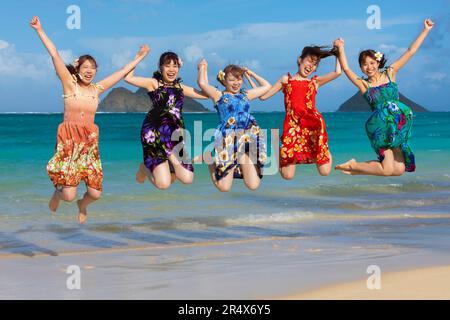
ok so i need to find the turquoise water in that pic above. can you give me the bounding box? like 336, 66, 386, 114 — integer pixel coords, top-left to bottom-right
1, 112, 450, 256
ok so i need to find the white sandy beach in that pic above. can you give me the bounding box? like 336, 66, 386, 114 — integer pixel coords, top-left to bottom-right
1, 236, 450, 299
282, 265, 450, 300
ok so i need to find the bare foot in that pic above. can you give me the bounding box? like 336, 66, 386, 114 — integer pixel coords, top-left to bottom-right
48, 190, 60, 213
136, 163, 147, 184
77, 199, 87, 225
335, 158, 356, 171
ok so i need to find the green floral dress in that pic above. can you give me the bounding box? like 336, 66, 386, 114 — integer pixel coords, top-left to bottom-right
363, 69, 415, 172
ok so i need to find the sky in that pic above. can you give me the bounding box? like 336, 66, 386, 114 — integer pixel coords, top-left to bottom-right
0, 0, 449, 112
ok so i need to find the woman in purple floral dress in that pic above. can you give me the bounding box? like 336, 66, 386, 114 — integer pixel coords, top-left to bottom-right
125, 50, 208, 189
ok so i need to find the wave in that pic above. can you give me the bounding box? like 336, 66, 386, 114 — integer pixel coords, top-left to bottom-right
297, 181, 450, 197
339, 198, 450, 211
225, 211, 315, 226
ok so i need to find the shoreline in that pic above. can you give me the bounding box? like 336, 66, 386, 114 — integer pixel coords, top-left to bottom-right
1, 232, 450, 299
280, 265, 450, 300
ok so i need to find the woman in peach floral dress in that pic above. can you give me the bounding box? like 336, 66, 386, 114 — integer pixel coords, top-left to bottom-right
31, 16, 149, 223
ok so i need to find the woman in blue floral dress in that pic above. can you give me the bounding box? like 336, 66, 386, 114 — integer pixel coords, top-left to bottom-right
334, 19, 434, 176
125, 50, 208, 189
197, 59, 270, 192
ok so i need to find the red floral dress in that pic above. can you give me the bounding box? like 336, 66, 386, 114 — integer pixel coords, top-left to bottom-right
280, 73, 330, 167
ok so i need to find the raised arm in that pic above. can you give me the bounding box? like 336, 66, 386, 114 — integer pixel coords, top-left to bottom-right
390, 19, 434, 78
334, 38, 367, 93
243, 69, 257, 89
124, 48, 157, 91
180, 84, 209, 100
245, 69, 271, 100
316, 55, 342, 87
197, 59, 222, 103
259, 76, 286, 101
30, 16, 73, 86
96, 45, 150, 94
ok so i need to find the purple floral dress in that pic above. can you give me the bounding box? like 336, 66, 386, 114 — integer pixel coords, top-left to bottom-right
141, 80, 193, 173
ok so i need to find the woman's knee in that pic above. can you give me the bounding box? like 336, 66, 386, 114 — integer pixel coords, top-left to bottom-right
87, 189, 102, 200
280, 170, 295, 180
154, 178, 172, 190
60, 190, 77, 202
177, 173, 194, 185
215, 181, 232, 192
381, 166, 395, 176
392, 164, 406, 176
318, 166, 331, 176
245, 180, 260, 191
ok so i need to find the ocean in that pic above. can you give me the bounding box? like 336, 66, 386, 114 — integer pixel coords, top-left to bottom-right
1, 112, 450, 298
1, 112, 450, 250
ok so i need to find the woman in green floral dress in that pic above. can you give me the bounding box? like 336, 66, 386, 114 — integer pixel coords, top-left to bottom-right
334, 19, 434, 176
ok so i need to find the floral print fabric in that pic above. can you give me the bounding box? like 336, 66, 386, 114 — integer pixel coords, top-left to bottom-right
363, 70, 415, 172
213, 89, 266, 180
280, 74, 330, 167
47, 122, 103, 191
141, 81, 193, 173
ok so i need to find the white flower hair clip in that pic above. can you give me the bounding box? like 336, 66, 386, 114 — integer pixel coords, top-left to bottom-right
178, 57, 183, 68
73, 58, 80, 68
217, 70, 225, 82
374, 51, 383, 62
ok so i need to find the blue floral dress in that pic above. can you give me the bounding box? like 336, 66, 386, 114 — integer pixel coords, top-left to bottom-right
363, 70, 415, 172
213, 89, 266, 180
141, 80, 193, 173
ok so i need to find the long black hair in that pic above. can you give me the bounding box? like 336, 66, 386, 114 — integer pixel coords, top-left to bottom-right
298, 45, 338, 66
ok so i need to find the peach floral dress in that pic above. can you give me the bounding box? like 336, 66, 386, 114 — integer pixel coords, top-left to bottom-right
47, 79, 104, 191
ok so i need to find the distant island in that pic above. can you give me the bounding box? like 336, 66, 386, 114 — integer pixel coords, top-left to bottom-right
337, 91, 428, 112
99, 87, 211, 113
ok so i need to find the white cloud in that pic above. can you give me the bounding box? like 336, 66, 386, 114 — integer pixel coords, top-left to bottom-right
74, 17, 447, 111
183, 45, 204, 63
0, 42, 80, 80
111, 50, 133, 68
379, 44, 408, 57
425, 72, 447, 82
111, 50, 147, 70
58, 49, 76, 64
2, 16, 445, 112
0, 43, 46, 79
0, 40, 9, 50
241, 59, 261, 71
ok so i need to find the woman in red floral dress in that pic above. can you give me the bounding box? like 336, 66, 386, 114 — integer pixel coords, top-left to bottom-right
260, 45, 341, 179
